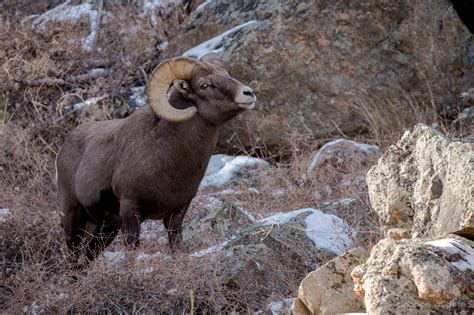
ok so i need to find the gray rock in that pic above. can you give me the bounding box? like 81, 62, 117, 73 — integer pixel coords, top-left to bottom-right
225, 208, 355, 269
168, 0, 472, 150
303, 139, 380, 182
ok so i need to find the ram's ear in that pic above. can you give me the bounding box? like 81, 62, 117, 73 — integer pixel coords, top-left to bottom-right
200, 52, 225, 69
173, 79, 191, 96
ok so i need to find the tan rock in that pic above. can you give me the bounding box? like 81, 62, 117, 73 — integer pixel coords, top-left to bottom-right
291, 247, 368, 315
366, 124, 474, 239
290, 297, 310, 315
351, 236, 474, 313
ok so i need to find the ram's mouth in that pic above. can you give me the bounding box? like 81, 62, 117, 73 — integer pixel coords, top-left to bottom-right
238, 101, 255, 109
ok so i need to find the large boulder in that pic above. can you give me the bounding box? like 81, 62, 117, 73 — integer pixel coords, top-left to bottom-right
226, 208, 356, 269
366, 124, 473, 240
291, 247, 368, 315
351, 236, 474, 313
167, 0, 472, 150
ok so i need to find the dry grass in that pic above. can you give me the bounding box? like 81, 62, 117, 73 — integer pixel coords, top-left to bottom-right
1, 1, 466, 313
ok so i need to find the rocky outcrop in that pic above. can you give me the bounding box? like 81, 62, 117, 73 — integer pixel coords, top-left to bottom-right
291, 124, 473, 314
167, 0, 472, 150
352, 236, 474, 314
366, 124, 473, 240
352, 124, 474, 313
291, 247, 368, 315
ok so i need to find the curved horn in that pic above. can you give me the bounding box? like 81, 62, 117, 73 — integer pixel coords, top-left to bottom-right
146, 57, 205, 122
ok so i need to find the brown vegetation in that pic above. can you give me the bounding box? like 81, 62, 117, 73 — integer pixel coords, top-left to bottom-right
0, 2, 466, 313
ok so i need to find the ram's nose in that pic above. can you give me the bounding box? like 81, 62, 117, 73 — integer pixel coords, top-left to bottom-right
236, 86, 256, 109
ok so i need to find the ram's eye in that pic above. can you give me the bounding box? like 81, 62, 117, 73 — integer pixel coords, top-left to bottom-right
200, 83, 209, 90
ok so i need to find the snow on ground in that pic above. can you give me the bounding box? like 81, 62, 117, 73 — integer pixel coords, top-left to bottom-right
189, 236, 236, 258
129, 86, 147, 108
102, 251, 126, 266
425, 238, 474, 272
136, 251, 170, 262
30, 1, 101, 52
81, 9, 99, 52
260, 208, 354, 255
306, 139, 380, 174
304, 209, 354, 255
236, 204, 257, 222
68, 95, 108, 111
0, 208, 11, 222
200, 154, 269, 188
195, 0, 214, 12
266, 298, 295, 315
143, 0, 181, 26
31, 1, 93, 31
260, 208, 314, 226
140, 220, 168, 244
183, 20, 258, 59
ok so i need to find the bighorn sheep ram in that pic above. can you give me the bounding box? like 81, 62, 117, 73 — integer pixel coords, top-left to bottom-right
56, 53, 256, 262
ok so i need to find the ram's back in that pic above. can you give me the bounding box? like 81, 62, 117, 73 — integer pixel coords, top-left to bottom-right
57, 119, 123, 207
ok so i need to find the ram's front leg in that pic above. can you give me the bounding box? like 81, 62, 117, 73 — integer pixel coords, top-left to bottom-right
120, 199, 141, 248
164, 202, 190, 251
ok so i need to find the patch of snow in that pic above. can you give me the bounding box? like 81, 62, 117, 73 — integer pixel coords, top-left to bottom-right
0, 208, 11, 222
136, 251, 170, 262
30, 1, 101, 52
323, 185, 333, 195
195, 0, 214, 12
140, 220, 166, 241
425, 238, 474, 272
248, 187, 260, 194
81, 9, 99, 52
271, 189, 286, 198
260, 208, 314, 226
304, 208, 354, 255
143, 0, 181, 26
130, 86, 147, 108
183, 20, 258, 59
237, 205, 256, 222
32, 1, 93, 31
190, 236, 236, 257
259, 208, 354, 255
217, 189, 241, 196
69, 95, 108, 111
102, 251, 126, 265
267, 298, 295, 315
204, 195, 221, 209
158, 40, 169, 50
306, 139, 380, 175
201, 154, 269, 188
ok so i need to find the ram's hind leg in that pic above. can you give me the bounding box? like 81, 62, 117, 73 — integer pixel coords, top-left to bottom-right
164, 202, 191, 251
85, 221, 119, 261
60, 200, 87, 264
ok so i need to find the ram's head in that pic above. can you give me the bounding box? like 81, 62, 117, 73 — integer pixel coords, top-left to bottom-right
147, 53, 256, 125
